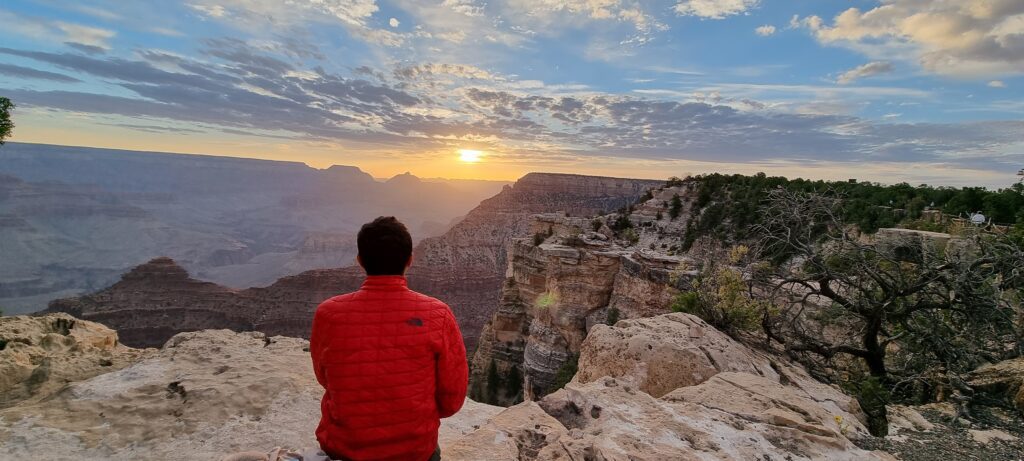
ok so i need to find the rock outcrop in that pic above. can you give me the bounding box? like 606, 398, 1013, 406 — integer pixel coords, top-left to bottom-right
969, 357, 1024, 413
0, 313, 149, 409
533, 312, 888, 460
471, 185, 700, 403
47, 173, 661, 350
0, 313, 894, 460
0, 315, 504, 460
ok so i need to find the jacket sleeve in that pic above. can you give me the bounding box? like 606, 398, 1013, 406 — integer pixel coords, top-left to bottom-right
436, 308, 468, 418
310, 304, 328, 388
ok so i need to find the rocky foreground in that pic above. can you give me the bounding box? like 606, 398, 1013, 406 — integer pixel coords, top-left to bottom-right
2, 313, 1022, 460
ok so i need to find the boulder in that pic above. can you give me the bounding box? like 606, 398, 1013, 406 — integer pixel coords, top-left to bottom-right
969, 357, 1024, 413
444, 402, 567, 460
0, 313, 150, 409
574, 313, 779, 397
537, 377, 892, 461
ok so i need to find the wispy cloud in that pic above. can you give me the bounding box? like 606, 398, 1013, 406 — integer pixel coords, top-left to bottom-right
0, 9, 117, 51
0, 62, 81, 83
674, 0, 759, 19
836, 61, 893, 85
755, 24, 775, 36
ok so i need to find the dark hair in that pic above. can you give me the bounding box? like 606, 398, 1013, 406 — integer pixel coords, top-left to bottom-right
357, 216, 413, 275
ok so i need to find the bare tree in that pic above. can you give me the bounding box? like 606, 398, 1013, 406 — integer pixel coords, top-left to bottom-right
754, 188, 1024, 434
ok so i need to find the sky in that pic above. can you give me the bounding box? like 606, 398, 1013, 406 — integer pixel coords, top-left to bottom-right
1, 0, 1022, 187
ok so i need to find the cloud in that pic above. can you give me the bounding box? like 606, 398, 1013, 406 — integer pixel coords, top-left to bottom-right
755, 25, 775, 36
0, 63, 81, 83
0, 10, 117, 51
65, 43, 108, 55
988, 80, 1006, 88
389, 17, 400, 28
1, 39, 1021, 183
188, 4, 228, 18
502, 0, 666, 38
836, 61, 894, 85
186, 0, 379, 30
69, 5, 122, 21
800, 0, 1024, 78
442, 0, 484, 17
674, 0, 759, 20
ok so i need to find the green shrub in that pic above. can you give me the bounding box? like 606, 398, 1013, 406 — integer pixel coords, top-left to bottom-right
621, 228, 639, 245
550, 354, 579, 392
606, 307, 620, 325
669, 194, 683, 220
671, 265, 765, 334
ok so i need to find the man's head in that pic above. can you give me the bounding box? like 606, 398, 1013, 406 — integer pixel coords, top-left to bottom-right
356, 216, 413, 275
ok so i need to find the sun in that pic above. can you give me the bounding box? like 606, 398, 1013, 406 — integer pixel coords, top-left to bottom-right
458, 149, 483, 163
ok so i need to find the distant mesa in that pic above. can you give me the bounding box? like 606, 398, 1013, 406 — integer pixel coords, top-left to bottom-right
385, 171, 422, 185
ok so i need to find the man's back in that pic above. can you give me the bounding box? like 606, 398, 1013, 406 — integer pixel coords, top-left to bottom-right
310, 275, 468, 461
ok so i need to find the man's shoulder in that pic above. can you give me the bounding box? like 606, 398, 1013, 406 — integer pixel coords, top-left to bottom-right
404, 290, 451, 311
315, 292, 358, 313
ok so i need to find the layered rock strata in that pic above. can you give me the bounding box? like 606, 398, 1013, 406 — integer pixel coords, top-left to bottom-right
472, 202, 698, 403
48, 173, 662, 350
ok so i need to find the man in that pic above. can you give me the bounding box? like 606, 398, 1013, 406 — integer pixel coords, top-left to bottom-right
310, 216, 468, 461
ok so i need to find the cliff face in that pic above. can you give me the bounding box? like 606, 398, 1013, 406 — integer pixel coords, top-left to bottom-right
471, 182, 704, 404
406, 173, 663, 351
47, 173, 661, 350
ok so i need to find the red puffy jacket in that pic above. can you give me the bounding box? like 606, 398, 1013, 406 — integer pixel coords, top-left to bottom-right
310, 275, 468, 461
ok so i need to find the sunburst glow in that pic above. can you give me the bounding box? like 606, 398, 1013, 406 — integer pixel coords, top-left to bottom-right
458, 149, 483, 163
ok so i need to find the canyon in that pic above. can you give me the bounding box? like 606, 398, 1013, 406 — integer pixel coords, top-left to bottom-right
0, 142, 506, 314
46, 172, 662, 351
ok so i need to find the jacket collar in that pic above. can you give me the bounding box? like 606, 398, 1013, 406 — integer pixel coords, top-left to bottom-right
360, 275, 408, 290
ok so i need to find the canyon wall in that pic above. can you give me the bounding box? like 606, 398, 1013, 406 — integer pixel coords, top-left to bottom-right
47, 173, 662, 350
471, 184, 703, 403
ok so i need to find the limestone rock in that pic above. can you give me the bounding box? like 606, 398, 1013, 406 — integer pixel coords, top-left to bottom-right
0, 313, 149, 409
0, 319, 538, 461
575, 313, 779, 398
886, 405, 934, 435
444, 402, 567, 461
665, 372, 870, 440
968, 428, 1019, 444
0, 328, 322, 459
968, 357, 1024, 412
537, 377, 890, 461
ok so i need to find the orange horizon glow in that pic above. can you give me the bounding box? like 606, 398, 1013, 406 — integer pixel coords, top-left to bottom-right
8, 112, 1016, 188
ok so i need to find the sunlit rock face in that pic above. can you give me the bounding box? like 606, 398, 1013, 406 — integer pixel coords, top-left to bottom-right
46, 173, 660, 350
530, 312, 889, 461
471, 208, 695, 404
0, 313, 150, 409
